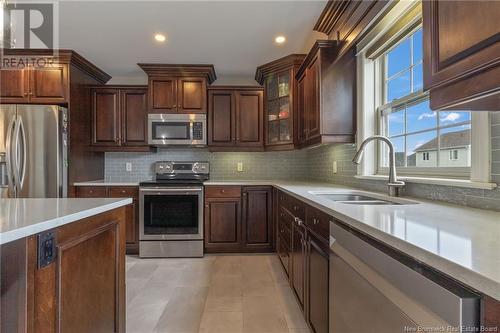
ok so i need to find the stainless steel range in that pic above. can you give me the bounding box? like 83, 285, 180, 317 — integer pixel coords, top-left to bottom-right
139, 161, 209, 258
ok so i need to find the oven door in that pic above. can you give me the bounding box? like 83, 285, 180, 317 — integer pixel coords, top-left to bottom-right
139, 186, 204, 240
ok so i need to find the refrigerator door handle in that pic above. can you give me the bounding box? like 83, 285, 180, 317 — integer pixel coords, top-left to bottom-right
18, 116, 27, 189
12, 115, 22, 195
5, 115, 16, 197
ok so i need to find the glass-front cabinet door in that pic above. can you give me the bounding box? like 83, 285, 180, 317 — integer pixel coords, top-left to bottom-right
266, 70, 292, 146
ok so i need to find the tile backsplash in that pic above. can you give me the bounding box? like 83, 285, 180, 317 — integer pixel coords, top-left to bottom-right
105, 112, 500, 211
105, 149, 309, 182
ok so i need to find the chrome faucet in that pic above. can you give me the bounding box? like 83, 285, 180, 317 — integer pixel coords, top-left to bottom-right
352, 135, 405, 197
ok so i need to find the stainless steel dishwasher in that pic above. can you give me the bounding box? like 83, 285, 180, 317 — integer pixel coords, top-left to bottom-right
329, 220, 480, 333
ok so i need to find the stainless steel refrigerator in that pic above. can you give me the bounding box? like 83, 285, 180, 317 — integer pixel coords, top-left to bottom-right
0, 105, 68, 198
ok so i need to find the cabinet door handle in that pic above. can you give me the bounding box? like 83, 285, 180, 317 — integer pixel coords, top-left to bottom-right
24, 92, 28, 96
313, 218, 319, 225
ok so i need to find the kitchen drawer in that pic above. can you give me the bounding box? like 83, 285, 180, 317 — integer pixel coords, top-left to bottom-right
278, 191, 305, 220
306, 206, 330, 242
205, 186, 241, 198
75, 186, 107, 198
108, 186, 139, 199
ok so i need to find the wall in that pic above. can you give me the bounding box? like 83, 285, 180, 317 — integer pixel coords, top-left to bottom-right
105, 149, 308, 182
306, 111, 500, 211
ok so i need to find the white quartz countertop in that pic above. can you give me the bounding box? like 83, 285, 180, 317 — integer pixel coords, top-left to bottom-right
269, 182, 500, 301
73, 180, 500, 298
73, 180, 139, 186
0, 198, 132, 245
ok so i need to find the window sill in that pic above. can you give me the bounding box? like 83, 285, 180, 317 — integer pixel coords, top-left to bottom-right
354, 175, 498, 190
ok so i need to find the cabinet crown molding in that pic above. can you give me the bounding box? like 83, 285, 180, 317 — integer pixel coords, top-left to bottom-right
137, 63, 217, 84
313, 0, 351, 35
296, 40, 340, 80
1, 49, 111, 84
254, 54, 306, 85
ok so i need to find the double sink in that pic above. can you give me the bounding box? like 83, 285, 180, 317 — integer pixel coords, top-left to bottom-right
308, 191, 419, 205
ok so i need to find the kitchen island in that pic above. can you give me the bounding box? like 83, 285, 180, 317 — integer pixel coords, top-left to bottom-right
0, 198, 131, 333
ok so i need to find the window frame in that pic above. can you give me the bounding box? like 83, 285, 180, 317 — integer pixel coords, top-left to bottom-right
374, 25, 472, 179
355, 1, 492, 187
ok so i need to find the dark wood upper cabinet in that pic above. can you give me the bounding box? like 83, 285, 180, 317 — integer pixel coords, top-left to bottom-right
177, 77, 207, 113
207, 86, 264, 151
138, 64, 216, 114
120, 89, 147, 146
92, 89, 120, 146
235, 90, 264, 147
241, 186, 273, 252
208, 89, 235, 146
255, 54, 306, 150
423, 0, 500, 110
1, 65, 68, 104
91, 86, 148, 151
150, 78, 176, 113
0, 68, 30, 102
296, 41, 356, 148
30, 65, 68, 103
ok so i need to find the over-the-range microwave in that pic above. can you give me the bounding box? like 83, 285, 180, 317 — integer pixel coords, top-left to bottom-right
148, 113, 207, 146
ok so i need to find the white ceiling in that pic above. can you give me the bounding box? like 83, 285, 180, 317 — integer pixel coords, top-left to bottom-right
57, 1, 327, 84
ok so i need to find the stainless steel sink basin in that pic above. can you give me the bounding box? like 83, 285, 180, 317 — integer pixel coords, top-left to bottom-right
308, 191, 419, 205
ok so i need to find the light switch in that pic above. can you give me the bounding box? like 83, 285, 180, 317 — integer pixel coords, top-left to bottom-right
332, 161, 337, 174
126, 162, 132, 172
237, 162, 244, 172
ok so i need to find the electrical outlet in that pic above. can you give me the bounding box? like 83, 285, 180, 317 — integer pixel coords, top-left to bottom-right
332, 161, 337, 174
237, 162, 244, 172
125, 162, 132, 172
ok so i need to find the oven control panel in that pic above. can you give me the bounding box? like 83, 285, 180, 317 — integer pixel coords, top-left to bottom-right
155, 161, 210, 175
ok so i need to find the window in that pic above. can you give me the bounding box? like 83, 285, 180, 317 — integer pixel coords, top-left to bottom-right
355, 1, 492, 186
449, 150, 459, 161
377, 27, 471, 176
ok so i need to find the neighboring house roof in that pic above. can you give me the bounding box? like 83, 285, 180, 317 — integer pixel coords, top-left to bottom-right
415, 129, 470, 152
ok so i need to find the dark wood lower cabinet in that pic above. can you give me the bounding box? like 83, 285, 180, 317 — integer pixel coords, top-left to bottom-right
0, 207, 126, 333
75, 185, 139, 254
242, 186, 273, 252
204, 185, 273, 253
204, 198, 242, 253
291, 212, 306, 308
307, 233, 330, 333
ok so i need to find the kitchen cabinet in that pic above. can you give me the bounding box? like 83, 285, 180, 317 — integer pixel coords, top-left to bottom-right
255, 54, 305, 150
204, 185, 273, 253
242, 186, 273, 252
204, 186, 242, 253
277, 207, 292, 277
208, 86, 264, 151
138, 64, 216, 114
291, 211, 306, 308
75, 185, 139, 254
306, 232, 329, 333
91, 86, 148, 151
296, 41, 356, 148
423, 0, 500, 110
1, 64, 68, 104
0, 207, 126, 333
277, 190, 329, 332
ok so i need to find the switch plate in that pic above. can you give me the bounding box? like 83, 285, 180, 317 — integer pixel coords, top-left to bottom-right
332, 161, 337, 174
125, 162, 132, 172
237, 162, 244, 172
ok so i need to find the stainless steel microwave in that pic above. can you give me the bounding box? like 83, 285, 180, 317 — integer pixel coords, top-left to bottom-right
148, 114, 207, 146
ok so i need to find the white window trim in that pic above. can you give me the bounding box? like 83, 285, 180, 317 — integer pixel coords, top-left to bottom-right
354, 2, 495, 190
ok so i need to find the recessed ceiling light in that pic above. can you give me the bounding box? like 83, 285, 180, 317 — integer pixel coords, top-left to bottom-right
275, 36, 286, 44
154, 34, 166, 42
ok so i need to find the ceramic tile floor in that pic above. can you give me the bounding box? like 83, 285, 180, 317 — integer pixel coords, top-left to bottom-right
126, 254, 311, 333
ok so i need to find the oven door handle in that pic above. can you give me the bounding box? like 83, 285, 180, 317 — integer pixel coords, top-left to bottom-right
140, 188, 203, 193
